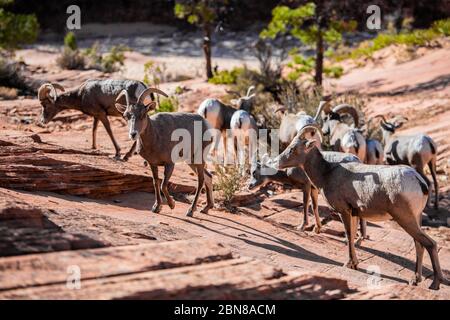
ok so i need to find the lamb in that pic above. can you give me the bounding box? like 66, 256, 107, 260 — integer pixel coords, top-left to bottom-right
115, 87, 214, 217
270, 124, 448, 290
197, 86, 255, 155
38, 79, 147, 159
248, 150, 360, 233
376, 115, 439, 209
315, 102, 366, 162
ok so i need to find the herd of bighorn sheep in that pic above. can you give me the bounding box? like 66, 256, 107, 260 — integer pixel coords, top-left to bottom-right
38, 79, 447, 290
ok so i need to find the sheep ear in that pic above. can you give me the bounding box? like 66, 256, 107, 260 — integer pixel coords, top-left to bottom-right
145, 101, 157, 112
115, 103, 127, 114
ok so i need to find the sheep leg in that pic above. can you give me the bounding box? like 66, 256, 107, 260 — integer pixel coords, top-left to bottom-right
341, 211, 359, 270
92, 118, 99, 149
310, 187, 321, 233
161, 164, 175, 209
150, 165, 162, 213
410, 240, 424, 286
298, 184, 311, 231
200, 167, 214, 214
393, 213, 446, 290
99, 114, 121, 159
122, 141, 136, 162
186, 165, 204, 217
428, 158, 439, 210
356, 218, 369, 245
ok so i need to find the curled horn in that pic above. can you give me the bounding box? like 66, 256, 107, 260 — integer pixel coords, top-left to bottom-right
314, 100, 331, 120
116, 90, 130, 107
297, 123, 324, 142
332, 104, 359, 127
246, 85, 255, 97
274, 106, 287, 114
38, 83, 57, 102
51, 83, 65, 92
374, 114, 388, 125
137, 87, 169, 105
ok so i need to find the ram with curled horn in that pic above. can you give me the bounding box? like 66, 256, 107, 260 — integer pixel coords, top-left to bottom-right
115, 87, 215, 218
315, 102, 366, 162
374, 114, 439, 210
37, 79, 149, 160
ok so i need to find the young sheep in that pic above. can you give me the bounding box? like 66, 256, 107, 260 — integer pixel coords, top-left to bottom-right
376, 115, 439, 209
115, 87, 214, 217
38, 79, 147, 159
197, 86, 255, 155
248, 150, 361, 233
315, 103, 366, 162
271, 125, 448, 290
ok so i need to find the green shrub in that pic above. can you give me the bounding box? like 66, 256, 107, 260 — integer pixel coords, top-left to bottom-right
64, 32, 77, 51
143, 59, 167, 87
156, 96, 178, 113
0, 5, 39, 50
335, 20, 450, 62
208, 67, 244, 85
432, 18, 450, 36
83, 43, 127, 73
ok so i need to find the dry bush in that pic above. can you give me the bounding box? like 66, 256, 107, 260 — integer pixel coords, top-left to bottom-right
0, 55, 35, 94
213, 164, 247, 208
56, 48, 85, 70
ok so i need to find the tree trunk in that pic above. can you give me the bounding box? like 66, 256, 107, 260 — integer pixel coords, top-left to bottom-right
203, 23, 213, 79
314, 29, 323, 86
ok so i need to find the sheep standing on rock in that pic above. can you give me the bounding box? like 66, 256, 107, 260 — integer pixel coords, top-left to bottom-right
270, 125, 448, 290
38, 79, 147, 160
115, 87, 214, 217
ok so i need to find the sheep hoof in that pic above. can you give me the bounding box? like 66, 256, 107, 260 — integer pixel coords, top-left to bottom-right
409, 275, 422, 286
113, 154, 121, 161
167, 199, 176, 210
151, 203, 161, 213
200, 205, 213, 214
185, 208, 194, 217
344, 260, 358, 270
429, 279, 440, 290
313, 225, 321, 234
296, 223, 309, 231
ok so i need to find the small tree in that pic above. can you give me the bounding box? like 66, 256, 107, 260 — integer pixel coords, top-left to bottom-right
174, 0, 233, 80
0, 0, 39, 51
261, 2, 356, 85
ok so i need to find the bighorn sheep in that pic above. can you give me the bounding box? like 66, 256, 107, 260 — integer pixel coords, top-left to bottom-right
38, 79, 147, 159
315, 103, 366, 162
230, 109, 258, 164
115, 87, 214, 217
276, 101, 328, 150
271, 125, 447, 290
376, 115, 439, 209
248, 150, 360, 233
197, 86, 255, 155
